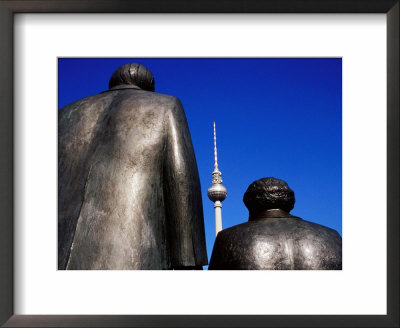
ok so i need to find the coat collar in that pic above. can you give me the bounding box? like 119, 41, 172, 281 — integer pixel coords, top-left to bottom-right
248, 209, 298, 221
102, 84, 142, 93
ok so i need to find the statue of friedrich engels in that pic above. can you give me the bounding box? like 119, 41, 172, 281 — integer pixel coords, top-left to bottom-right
58, 63, 208, 270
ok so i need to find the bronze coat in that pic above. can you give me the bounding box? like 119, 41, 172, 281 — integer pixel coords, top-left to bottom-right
209, 210, 341, 270
58, 85, 208, 270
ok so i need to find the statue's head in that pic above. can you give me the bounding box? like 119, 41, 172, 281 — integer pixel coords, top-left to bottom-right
243, 177, 295, 217
108, 63, 155, 91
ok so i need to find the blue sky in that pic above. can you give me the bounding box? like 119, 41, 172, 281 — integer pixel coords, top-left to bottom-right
58, 58, 342, 267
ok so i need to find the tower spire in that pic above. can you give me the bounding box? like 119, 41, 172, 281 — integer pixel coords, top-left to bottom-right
207, 122, 227, 236
213, 121, 219, 172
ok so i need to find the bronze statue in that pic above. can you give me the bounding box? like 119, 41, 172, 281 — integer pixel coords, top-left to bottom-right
208, 177, 342, 270
58, 63, 208, 270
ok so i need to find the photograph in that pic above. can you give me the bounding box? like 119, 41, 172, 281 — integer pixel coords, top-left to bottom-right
58, 58, 342, 270
2, 0, 397, 324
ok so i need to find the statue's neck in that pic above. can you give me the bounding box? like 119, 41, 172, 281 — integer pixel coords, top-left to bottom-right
248, 209, 295, 221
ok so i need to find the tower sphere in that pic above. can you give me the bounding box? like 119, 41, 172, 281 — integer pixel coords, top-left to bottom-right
208, 183, 227, 202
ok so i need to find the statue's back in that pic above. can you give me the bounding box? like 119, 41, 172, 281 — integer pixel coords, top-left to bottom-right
209, 215, 342, 270
58, 65, 208, 270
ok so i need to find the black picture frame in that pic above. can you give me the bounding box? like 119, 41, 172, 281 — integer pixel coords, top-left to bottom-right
0, 1, 398, 327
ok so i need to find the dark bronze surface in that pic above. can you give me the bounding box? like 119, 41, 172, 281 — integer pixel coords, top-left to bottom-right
58, 64, 207, 270
209, 178, 342, 270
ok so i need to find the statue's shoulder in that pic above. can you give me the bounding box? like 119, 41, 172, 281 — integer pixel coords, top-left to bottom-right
216, 217, 341, 254
59, 92, 112, 114
295, 218, 342, 241
151, 91, 178, 101
136, 90, 179, 103
216, 221, 251, 241
131, 91, 182, 113
214, 220, 279, 251
217, 218, 286, 238
158, 92, 182, 108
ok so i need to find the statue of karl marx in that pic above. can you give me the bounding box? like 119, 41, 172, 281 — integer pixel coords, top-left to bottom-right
209, 177, 342, 270
58, 63, 208, 270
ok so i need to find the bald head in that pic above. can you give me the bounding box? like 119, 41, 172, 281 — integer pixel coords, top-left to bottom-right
108, 63, 155, 91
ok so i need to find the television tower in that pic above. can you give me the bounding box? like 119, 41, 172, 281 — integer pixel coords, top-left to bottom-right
207, 122, 227, 236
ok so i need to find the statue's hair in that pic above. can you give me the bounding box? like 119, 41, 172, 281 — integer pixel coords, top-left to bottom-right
108, 63, 155, 91
243, 177, 295, 214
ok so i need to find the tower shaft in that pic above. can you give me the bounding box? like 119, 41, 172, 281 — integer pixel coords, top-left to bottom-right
214, 201, 222, 237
